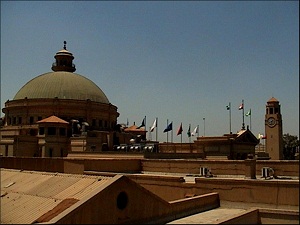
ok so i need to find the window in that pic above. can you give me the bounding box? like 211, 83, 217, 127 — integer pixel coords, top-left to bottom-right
99, 120, 103, 127
59, 128, 66, 136
39, 127, 45, 135
30, 117, 34, 124
48, 127, 56, 135
269, 108, 274, 114
18, 117, 22, 125
117, 192, 128, 210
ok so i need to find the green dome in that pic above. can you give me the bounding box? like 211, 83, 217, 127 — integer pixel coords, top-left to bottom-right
13, 71, 110, 103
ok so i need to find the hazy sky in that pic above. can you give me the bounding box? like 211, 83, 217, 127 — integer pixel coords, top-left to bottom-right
1, 1, 299, 143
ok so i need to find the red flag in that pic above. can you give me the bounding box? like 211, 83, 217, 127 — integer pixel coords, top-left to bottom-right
238, 103, 244, 110
177, 123, 183, 135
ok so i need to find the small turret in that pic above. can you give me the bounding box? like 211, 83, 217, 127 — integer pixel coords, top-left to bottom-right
51, 41, 76, 72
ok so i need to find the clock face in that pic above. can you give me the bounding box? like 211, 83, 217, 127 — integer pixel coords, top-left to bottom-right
267, 117, 276, 127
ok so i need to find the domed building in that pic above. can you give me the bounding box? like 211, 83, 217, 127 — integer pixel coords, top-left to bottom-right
0, 42, 120, 157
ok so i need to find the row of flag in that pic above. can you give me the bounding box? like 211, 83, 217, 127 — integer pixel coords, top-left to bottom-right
226, 102, 251, 116
167, 122, 199, 137
136, 117, 199, 137
133, 100, 253, 141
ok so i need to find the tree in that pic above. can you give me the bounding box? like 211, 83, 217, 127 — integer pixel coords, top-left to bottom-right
283, 133, 299, 160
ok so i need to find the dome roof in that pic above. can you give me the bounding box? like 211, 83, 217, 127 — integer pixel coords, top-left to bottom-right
13, 71, 110, 103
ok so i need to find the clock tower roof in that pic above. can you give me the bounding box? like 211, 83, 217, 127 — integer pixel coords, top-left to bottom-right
267, 97, 279, 103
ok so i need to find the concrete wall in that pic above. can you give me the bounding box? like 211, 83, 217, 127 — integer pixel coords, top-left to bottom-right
0, 157, 141, 174
83, 158, 141, 173
126, 174, 299, 207
1, 157, 298, 178
158, 143, 199, 153
258, 208, 299, 224
0, 157, 65, 172
1, 156, 298, 208
141, 159, 299, 177
141, 159, 246, 175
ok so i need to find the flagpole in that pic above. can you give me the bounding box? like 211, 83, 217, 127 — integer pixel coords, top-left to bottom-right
242, 99, 245, 130
189, 124, 191, 143
156, 117, 158, 142
250, 110, 252, 130
181, 132, 182, 153
250, 109, 252, 130
171, 121, 173, 143
145, 115, 147, 140
229, 102, 232, 134
181, 132, 182, 144
197, 125, 199, 137
149, 126, 151, 140
166, 119, 168, 143
203, 118, 205, 136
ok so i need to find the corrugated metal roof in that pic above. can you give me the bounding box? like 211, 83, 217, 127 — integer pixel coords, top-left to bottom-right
1, 168, 112, 224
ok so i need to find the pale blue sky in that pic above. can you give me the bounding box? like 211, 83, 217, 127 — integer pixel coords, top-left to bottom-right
1, 1, 299, 143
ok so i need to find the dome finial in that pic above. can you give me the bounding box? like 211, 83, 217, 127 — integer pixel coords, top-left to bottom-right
63, 41, 67, 50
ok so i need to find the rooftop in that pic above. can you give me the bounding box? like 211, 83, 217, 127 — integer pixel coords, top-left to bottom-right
1, 168, 111, 224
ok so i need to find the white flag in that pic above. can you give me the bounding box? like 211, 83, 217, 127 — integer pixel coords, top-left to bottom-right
150, 118, 157, 132
191, 126, 198, 136
258, 133, 264, 139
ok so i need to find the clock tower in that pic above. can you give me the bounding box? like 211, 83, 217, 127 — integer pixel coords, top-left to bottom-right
265, 97, 283, 160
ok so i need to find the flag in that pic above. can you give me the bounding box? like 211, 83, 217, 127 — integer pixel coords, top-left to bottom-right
226, 105, 230, 110
238, 103, 244, 110
163, 122, 172, 132
150, 118, 157, 132
191, 126, 198, 136
245, 109, 251, 116
262, 135, 267, 139
177, 123, 183, 135
257, 133, 264, 139
137, 117, 145, 129
187, 124, 191, 137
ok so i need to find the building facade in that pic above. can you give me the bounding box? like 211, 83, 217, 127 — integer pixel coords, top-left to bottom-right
0, 42, 120, 156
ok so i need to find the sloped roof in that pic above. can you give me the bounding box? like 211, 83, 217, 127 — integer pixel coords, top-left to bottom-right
236, 129, 259, 144
267, 97, 279, 102
0, 168, 112, 224
196, 129, 258, 145
36, 115, 69, 124
124, 124, 146, 132
1, 168, 220, 224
